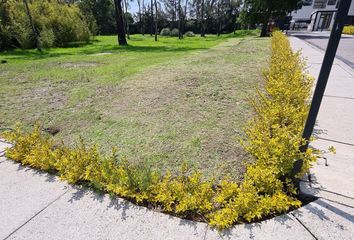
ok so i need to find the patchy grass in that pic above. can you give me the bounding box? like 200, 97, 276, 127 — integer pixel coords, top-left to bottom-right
0, 31, 270, 180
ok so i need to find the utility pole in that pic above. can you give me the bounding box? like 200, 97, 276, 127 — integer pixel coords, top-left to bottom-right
291, 0, 352, 181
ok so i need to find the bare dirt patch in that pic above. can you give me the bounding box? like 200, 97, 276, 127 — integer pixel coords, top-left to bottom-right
59, 62, 101, 68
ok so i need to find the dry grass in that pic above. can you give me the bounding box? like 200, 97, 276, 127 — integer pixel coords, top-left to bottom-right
0, 33, 270, 180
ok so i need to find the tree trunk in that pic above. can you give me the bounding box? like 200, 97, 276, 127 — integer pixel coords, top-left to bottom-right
123, 0, 130, 39
217, 1, 221, 36
137, 0, 142, 34
200, 0, 205, 37
142, 0, 145, 35
154, 0, 158, 41
113, 0, 127, 45
177, 0, 182, 39
22, 0, 41, 51
181, 0, 188, 37
260, 18, 269, 37
173, 0, 177, 28
150, 0, 154, 36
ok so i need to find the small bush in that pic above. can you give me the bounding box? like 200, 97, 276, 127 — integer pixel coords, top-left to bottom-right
160, 28, 171, 36
343, 25, 354, 35
185, 31, 195, 37
39, 27, 55, 48
170, 28, 179, 37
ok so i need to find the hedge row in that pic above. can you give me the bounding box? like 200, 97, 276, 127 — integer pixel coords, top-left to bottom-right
2, 32, 318, 230
343, 26, 354, 35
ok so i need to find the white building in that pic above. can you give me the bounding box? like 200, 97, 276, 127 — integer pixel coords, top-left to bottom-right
291, 0, 354, 31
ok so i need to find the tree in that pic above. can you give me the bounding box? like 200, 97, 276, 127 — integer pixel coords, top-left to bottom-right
150, 0, 154, 35
113, 0, 127, 45
200, 0, 205, 36
77, 0, 116, 35
161, 0, 177, 28
243, 0, 302, 37
137, 0, 146, 34
22, 0, 41, 51
177, 0, 182, 38
154, 0, 158, 41
122, 0, 132, 39
181, 0, 188, 37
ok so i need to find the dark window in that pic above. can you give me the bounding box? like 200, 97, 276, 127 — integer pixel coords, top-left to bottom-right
327, 0, 336, 5
336, 0, 341, 8
303, 0, 313, 6
314, 0, 327, 8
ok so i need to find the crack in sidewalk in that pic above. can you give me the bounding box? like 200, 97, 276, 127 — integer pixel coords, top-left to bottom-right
2, 188, 72, 240
291, 213, 318, 240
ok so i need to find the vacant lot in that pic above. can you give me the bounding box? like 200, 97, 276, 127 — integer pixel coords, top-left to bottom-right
0, 32, 270, 180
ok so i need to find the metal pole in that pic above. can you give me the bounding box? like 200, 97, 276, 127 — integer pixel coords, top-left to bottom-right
291, 0, 352, 179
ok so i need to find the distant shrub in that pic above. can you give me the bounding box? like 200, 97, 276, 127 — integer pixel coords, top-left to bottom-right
160, 28, 171, 36
343, 25, 354, 35
170, 28, 179, 37
0, 0, 91, 50
185, 31, 195, 37
39, 27, 55, 48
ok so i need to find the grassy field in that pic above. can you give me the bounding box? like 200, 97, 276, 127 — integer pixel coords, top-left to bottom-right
0, 31, 270, 180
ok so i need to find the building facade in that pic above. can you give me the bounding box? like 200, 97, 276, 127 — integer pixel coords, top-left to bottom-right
291, 0, 354, 31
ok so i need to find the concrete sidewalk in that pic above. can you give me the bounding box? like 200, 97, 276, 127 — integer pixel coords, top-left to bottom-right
289, 35, 354, 237
1, 36, 354, 240
290, 31, 354, 69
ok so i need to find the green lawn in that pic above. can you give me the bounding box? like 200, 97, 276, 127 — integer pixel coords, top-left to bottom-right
0, 31, 270, 180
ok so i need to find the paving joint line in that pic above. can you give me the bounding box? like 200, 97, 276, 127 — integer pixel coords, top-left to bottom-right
201, 225, 209, 240
0, 139, 11, 144
290, 213, 318, 240
322, 198, 354, 209
317, 137, 354, 147
2, 188, 72, 240
315, 189, 354, 201
324, 95, 354, 100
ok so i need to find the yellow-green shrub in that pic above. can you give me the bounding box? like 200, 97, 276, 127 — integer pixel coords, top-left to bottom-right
0, 0, 91, 50
242, 31, 317, 179
1, 32, 318, 230
343, 25, 354, 35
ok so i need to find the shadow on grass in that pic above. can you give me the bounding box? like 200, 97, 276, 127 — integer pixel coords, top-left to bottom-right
0, 45, 211, 61
0, 31, 260, 61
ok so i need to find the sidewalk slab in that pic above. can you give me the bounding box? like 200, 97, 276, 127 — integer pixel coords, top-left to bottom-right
6, 187, 209, 240
289, 34, 354, 239
0, 141, 313, 240
0, 160, 70, 240
292, 199, 354, 240
205, 215, 315, 240
5, 186, 315, 240
316, 96, 354, 144
0, 140, 12, 163
301, 140, 354, 202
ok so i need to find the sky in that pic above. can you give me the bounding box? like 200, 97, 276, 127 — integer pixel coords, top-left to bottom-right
127, 1, 141, 14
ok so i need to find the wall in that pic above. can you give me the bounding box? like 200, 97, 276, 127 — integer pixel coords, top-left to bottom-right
291, 0, 354, 20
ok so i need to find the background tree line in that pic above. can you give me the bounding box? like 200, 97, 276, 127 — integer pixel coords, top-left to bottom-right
0, 0, 303, 50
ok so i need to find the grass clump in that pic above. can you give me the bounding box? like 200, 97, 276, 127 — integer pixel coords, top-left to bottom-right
1, 32, 318, 230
